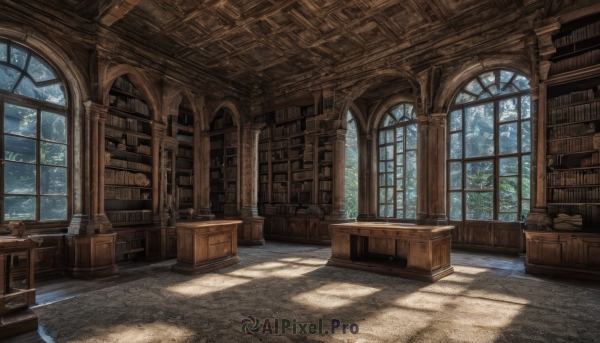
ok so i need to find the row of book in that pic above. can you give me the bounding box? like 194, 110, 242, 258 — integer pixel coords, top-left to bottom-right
105, 169, 151, 187
549, 122, 596, 140
291, 193, 312, 203
273, 193, 287, 202
107, 158, 152, 172
134, 145, 151, 155
210, 170, 222, 179
107, 114, 146, 133
320, 166, 332, 177
258, 193, 269, 202
273, 140, 288, 149
322, 151, 333, 161
217, 193, 236, 203
259, 151, 269, 162
548, 204, 600, 229
548, 89, 596, 109
547, 101, 600, 125
115, 240, 144, 256
290, 149, 303, 159
292, 170, 313, 180
273, 183, 286, 192
259, 183, 268, 192
259, 142, 269, 151
318, 192, 332, 203
318, 181, 332, 191
178, 147, 193, 158
291, 181, 313, 192
109, 94, 150, 116
178, 159, 193, 169
548, 187, 600, 203
106, 210, 152, 223
274, 106, 302, 122
210, 157, 222, 167
548, 169, 600, 186
112, 77, 142, 97
275, 204, 299, 214
272, 149, 288, 160
291, 161, 304, 171
211, 114, 234, 130
291, 137, 304, 146
179, 187, 193, 204
274, 174, 287, 181
274, 163, 288, 172
224, 132, 238, 145
259, 164, 268, 173
548, 136, 593, 154
179, 175, 192, 186
259, 127, 272, 140
274, 120, 304, 137
554, 19, 600, 47
105, 187, 150, 200
581, 152, 600, 167
210, 140, 223, 149
550, 49, 600, 76
225, 166, 237, 179
259, 174, 268, 182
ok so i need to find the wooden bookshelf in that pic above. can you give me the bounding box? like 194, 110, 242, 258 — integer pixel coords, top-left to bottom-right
176, 97, 195, 217
209, 109, 238, 218
105, 75, 154, 263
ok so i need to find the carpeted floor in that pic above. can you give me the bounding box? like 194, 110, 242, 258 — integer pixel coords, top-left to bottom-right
30, 242, 600, 343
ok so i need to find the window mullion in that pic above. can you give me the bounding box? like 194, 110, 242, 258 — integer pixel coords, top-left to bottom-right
0, 95, 4, 222
37, 107, 41, 221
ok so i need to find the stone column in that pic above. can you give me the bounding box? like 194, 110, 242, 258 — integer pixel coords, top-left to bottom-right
238, 123, 265, 245
417, 115, 430, 224
151, 121, 166, 224
426, 113, 448, 225
325, 129, 348, 221
357, 134, 376, 221
196, 132, 214, 219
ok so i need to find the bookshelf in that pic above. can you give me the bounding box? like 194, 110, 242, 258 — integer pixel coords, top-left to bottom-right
105, 75, 154, 262
176, 97, 195, 217
255, 103, 348, 244
209, 109, 238, 218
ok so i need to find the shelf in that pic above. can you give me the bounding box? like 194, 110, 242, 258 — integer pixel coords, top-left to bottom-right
548, 165, 600, 170
548, 149, 598, 156
105, 165, 152, 173
105, 198, 152, 201
547, 117, 600, 127
547, 133, 595, 142
547, 97, 600, 111
112, 221, 153, 227
208, 126, 237, 136
106, 148, 152, 158
115, 248, 145, 256
105, 125, 152, 139
177, 169, 193, 173
105, 185, 153, 189
548, 203, 600, 205
552, 39, 600, 61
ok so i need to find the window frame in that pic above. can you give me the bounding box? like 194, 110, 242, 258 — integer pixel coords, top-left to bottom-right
377, 102, 418, 220
0, 41, 70, 224
447, 69, 531, 222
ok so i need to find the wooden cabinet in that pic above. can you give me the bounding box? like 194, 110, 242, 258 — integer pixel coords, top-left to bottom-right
448, 221, 525, 253
526, 231, 600, 281
263, 214, 352, 244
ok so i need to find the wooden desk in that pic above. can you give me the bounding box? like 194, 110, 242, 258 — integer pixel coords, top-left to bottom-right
0, 236, 39, 339
171, 220, 242, 275
327, 223, 455, 282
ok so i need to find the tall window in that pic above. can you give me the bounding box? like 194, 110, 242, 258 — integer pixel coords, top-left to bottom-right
448, 69, 531, 222
0, 41, 68, 221
345, 111, 358, 218
378, 103, 417, 219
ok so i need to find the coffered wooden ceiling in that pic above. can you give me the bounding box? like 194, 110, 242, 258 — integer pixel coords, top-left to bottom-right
54, 0, 548, 92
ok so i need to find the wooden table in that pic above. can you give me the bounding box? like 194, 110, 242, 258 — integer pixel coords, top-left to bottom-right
0, 236, 39, 339
327, 223, 455, 282
171, 220, 242, 275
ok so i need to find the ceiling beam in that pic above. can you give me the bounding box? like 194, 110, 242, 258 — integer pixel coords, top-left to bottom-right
96, 0, 142, 27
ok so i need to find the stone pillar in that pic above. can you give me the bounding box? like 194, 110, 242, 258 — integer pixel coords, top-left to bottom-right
426, 113, 448, 225
417, 115, 430, 224
325, 129, 348, 221
151, 121, 166, 224
239, 123, 265, 245
357, 134, 376, 221
196, 132, 214, 219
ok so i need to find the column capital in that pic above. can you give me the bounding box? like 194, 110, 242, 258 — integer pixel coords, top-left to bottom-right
428, 113, 447, 127
244, 122, 265, 133
151, 121, 167, 139
83, 100, 108, 122
328, 129, 347, 142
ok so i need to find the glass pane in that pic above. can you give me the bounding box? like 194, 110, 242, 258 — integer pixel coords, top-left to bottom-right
4, 196, 35, 220
379, 188, 386, 202
396, 153, 403, 166
455, 92, 476, 104
379, 205, 387, 217
465, 103, 494, 158
41, 197, 67, 220
406, 151, 416, 177
0, 42, 6, 62
386, 146, 394, 160
379, 146, 387, 160
381, 114, 395, 127
450, 132, 462, 159
499, 157, 518, 176
406, 124, 417, 150
449, 110, 462, 132
500, 70, 514, 83
499, 98, 518, 122
488, 85, 499, 95
379, 162, 385, 172
513, 75, 530, 90
379, 131, 385, 145
406, 104, 415, 119
465, 79, 483, 95
479, 71, 495, 86
5, 162, 36, 194
4, 103, 37, 137
379, 174, 386, 187
522, 155, 531, 199
10, 45, 28, 69
478, 92, 492, 100
391, 105, 404, 121
499, 177, 519, 212
499, 123, 518, 155
500, 85, 519, 95
386, 130, 394, 144
521, 121, 531, 153
466, 192, 493, 220
386, 187, 394, 202
499, 213, 517, 221
14, 77, 66, 106
521, 95, 531, 119
396, 210, 404, 218
449, 162, 462, 190
466, 161, 493, 190
0, 65, 21, 91
41, 111, 67, 143
41, 166, 67, 195
396, 127, 404, 140
396, 142, 404, 153
396, 178, 403, 190
522, 200, 530, 218
386, 173, 394, 186
384, 161, 392, 172
397, 166, 403, 178
5, 136, 36, 163
41, 142, 67, 166
27, 56, 57, 82
396, 192, 404, 208
449, 192, 462, 221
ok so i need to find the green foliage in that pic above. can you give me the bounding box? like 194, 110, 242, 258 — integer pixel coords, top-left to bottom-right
345, 113, 359, 218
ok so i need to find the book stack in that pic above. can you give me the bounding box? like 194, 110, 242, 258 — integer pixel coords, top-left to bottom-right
548, 136, 593, 153
554, 19, 600, 47
550, 49, 600, 75
106, 210, 152, 223
548, 169, 600, 186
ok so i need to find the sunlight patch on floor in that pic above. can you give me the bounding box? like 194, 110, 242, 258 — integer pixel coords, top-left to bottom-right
291, 282, 380, 309
165, 274, 250, 296
89, 321, 196, 342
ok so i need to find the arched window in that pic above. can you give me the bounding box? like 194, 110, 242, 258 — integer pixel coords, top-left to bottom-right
378, 102, 417, 219
448, 69, 531, 222
345, 111, 358, 218
0, 41, 68, 222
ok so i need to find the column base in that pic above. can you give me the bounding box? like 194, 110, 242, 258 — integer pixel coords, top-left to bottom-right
196, 214, 216, 221
357, 213, 377, 222
525, 209, 553, 231
64, 233, 119, 279
425, 215, 448, 226
416, 213, 429, 225
0, 309, 38, 340
238, 216, 265, 246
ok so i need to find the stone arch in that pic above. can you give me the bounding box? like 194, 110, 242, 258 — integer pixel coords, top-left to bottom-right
209, 96, 244, 129
348, 102, 367, 136
103, 64, 162, 123
435, 56, 532, 112
367, 94, 417, 134
164, 86, 203, 131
